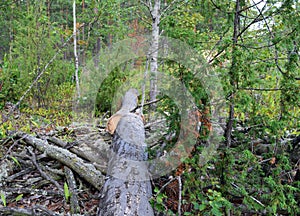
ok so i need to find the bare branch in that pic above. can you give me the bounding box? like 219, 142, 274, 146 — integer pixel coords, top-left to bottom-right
177, 176, 182, 216
140, 0, 151, 11
239, 87, 282, 91
238, 0, 265, 13
156, 177, 177, 195
231, 182, 265, 207
208, 13, 274, 64
251, 0, 285, 75
208, 44, 230, 64
26, 147, 63, 194
65, 166, 80, 214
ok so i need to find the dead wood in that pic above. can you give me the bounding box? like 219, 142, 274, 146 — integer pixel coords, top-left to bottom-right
0, 206, 60, 216
47, 129, 110, 174
64, 166, 80, 214
106, 88, 139, 134
98, 89, 154, 216
15, 132, 105, 190
26, 147, 64, 194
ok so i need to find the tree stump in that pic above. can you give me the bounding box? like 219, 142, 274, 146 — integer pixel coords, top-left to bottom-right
98, 89, 154, 216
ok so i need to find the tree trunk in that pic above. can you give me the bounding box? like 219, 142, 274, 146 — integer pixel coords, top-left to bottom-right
149, 0, 160, 109
98, 89, 154, 216
73, 0, 80, 100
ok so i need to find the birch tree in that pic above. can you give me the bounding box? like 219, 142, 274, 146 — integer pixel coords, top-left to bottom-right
141, 0, 161, 109
73, 0, 80, 99
141, 0, 183, 108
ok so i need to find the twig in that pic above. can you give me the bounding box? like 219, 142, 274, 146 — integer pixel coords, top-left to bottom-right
156, 177, 177, 195
177, 175, 182, 216
251, 0, 286, 75
34, 205, 61, 216
133, 98, 163, 113
144, 118, 166, 129
258, 157, 274, 164
238, 0, 265, 13
26, 147, 64, 194
3, 187, 62, 196
160, 0, 184, 19
5, 167, 35, 182
231, 182, 265, 207
238, 87, 282, 91
6, 136, 26, 155
64, 166, 80, 214
140, 0, 150, 10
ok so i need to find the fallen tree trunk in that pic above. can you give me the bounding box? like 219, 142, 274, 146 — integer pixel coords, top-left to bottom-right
98, 89, 154, 216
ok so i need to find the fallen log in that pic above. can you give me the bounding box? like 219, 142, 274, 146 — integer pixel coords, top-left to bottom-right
98, 89, 154, 216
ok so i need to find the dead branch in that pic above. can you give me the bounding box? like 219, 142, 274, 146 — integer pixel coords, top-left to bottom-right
64, 166, 80, 214
177, 176, 182, 216
3, 187, 62, 196
15, 132, 105, 190
26, 147, 63, 194
0, 206, 60, 216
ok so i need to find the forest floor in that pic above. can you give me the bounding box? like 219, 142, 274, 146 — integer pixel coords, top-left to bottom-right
0, 106, 299, 215
0, 120, 107, 215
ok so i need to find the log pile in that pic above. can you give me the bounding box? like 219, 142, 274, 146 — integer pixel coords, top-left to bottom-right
0, 89, 154, 216
0, 125, 108, 215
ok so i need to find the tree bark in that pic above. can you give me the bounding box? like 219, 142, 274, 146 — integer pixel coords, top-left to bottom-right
149, 0, 160, 109
73, 0, 80, 99
98, 89, 154, 216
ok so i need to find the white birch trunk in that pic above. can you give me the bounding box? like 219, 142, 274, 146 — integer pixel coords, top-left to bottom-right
149, 0, 160, 107
73, 0, 80, 99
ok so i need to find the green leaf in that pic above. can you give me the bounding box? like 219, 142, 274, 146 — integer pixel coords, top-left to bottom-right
211, 206, 223, 216
1, 193, 6, 207
199, 203, 207, 211
10, 156, 21, 167
64, 182, 70, 202
15, 194, 23, 202
157, 193, 164, 204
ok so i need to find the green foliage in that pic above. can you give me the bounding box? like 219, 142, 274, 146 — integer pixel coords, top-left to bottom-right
64, 182, 70, 203
95, 67, 143, 115
0, 0, 299, 215
0, 1, 74, 108
10, 156, 21, 167
0, 192, 6, 207
151, 187, 168, 213
15, 194, 23, 202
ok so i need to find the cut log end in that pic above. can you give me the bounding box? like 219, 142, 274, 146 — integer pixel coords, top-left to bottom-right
106, 113, 122, 135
